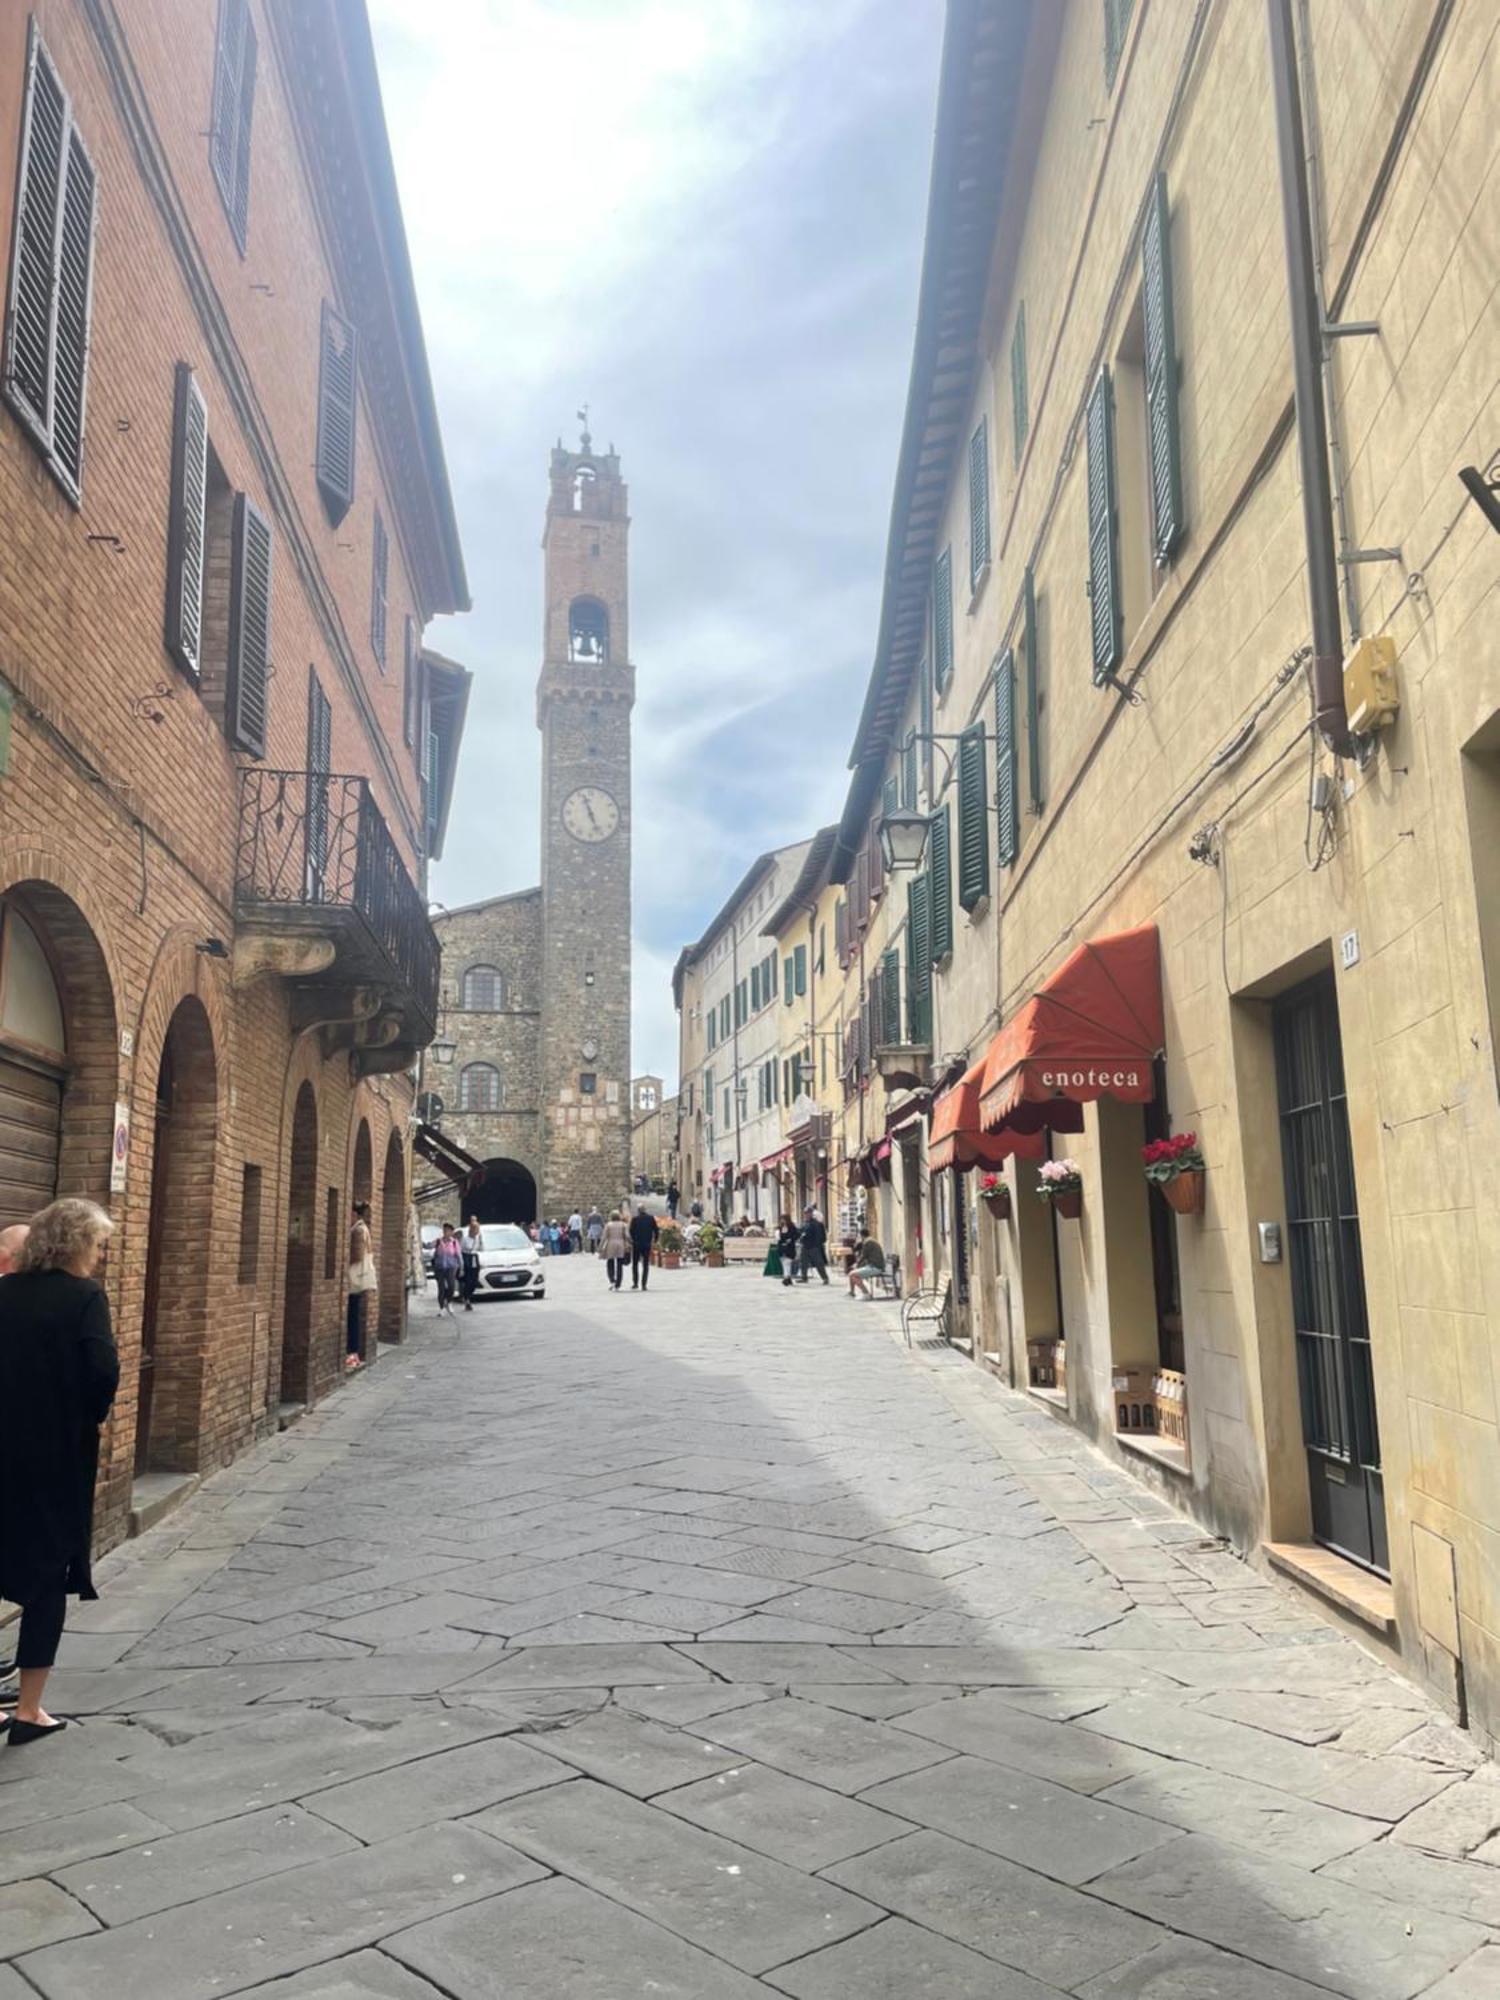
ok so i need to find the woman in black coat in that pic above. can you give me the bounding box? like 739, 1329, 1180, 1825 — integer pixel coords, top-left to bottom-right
0, 1197, 119, 1745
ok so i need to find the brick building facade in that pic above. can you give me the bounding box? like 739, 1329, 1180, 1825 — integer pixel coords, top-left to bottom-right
432, 436, 633, 1225
0, 0, 468, 1546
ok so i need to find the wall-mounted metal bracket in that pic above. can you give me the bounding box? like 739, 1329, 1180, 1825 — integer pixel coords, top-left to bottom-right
1323, 320, 1380, 338
1340, 547, 1403, 567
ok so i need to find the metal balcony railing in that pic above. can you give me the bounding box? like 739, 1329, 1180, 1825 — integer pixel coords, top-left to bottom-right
234, 769, 439, 1034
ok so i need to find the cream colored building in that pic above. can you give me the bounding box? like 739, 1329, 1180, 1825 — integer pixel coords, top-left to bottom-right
701, 0, 1500, 1739
628, 1075, 677, 1193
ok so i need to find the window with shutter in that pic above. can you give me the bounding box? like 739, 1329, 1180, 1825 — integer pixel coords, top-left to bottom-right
783, 955, 794, 1006
1143, 171, 1184, 566
1024, 564, 1043, 814
901, 733, 917, 811
929, 804, 953, 963
1011, 303, 1028, 465
881, 947, 901, 1047
933, 548, 954, 692
794, 944, 807, 996
882, 776, 898, 820
957, 724, 990, 911
166, 365, 209, 681
1086, 367, 1122, 684
906, 875, 932, 1044
424, 727, 441, 851
402, 616, 417, 749
227, 493, 272, 757
3, 27, 97, 503
1104, 0, 1133, 88
835, 899, 848, 967
995, 648, 1019, 868
210, 0, 257, 252
968, 421, 990, 589
371, 510, 388, 668
315, 301, 358, 524
750, 965, 760, 1012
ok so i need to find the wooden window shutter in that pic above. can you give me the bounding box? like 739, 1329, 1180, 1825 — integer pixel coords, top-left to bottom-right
957, 723, 990, 911
1024, 563, 1043, 814
1085, 367, 1122, 684
371, 509, 388, 667
1143, 171, 1185, 566
315, 301, 358, 524
1105, 0, 1133, 88
919, 653, 934, 795
835, 898, 848, 967
882, 776, 898, 819
795, 943, 807, 996
933, 547, 954, 691
3, 28, 97, 502
425, 726, 441, 850
165, 364, 209, 681
402, 615, 417, 748
995, 648, 1019, 868
906, 875, 931, 1044
1011, 302, 1028, 465
968, 420, 989, 589
210, 0, 257, 249
881, 947, 901, 1047
929, 803, 953, 963
784, 953, 794, 1006
901, 733, 917, 811
227, 493, 272, 757
231, 12, 258, 248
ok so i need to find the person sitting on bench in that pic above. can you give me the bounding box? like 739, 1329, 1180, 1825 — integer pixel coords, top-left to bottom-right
848, 1233, 886, 1299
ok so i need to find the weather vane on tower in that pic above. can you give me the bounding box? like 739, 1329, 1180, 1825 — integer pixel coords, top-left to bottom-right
576, 403, 592, 453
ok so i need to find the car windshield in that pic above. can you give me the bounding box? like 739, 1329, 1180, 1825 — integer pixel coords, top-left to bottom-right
480, 1225, 531, 1251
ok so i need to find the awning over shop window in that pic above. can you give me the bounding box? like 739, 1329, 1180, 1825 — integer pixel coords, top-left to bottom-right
979, 925, 1164, 1132
761, 1145, 793, 1172
929, 1060, 1044, 1172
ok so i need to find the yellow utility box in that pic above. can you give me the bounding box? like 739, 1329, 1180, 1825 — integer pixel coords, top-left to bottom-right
1343, 635, 1400, 735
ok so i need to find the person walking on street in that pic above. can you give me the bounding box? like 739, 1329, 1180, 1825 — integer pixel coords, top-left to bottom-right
432, 1223, 461, 1314
0, 1198, 120, 1744
798, 1206, 830, 1285
460, 1216, 482, 1311
346, 1202, 377, 1369
774, 1212, 800, 1288
628, 1204, 657, 1291
666, 1180, 680, 1219
586, 1206, 604, 1255
848, 1231, 886, 1299
568, 1210, 584, 1255
600, 1210, 630, 1290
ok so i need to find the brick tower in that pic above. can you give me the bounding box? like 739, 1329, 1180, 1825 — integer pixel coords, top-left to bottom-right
536, 423, 635, 1216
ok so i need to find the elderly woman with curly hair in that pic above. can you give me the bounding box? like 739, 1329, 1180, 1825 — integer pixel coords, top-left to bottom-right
0, 1197, 119, 1745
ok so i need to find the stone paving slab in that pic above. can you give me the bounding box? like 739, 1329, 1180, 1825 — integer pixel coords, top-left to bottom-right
474, 1776, 882, 1974
52, 1803, 358, 1923
1075, 1936, 1342, 1998
686, 1694, 953, 1794
891, 1687, 1172, 1793
0, 1881, 97, 1958
526, 1705, 741, 1796
0, 1802, 167, 1889
304, 1733, 572, 1840
658, 1760, 914, 1871
764, 1913, 1066, 1998
387, 1875, 770, 1998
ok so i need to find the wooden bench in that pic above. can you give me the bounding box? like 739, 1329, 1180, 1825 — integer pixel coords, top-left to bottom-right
901, 1277, 953, 1346
721, 1236, 769, 1264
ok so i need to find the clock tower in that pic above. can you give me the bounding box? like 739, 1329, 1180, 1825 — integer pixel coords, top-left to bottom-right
536, 424, 635, 1215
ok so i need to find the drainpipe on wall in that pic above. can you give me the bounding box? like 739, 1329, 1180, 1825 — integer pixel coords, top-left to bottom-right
1266, 0, 1353, 757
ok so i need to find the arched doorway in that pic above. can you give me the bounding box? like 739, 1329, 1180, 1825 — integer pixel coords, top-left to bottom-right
280, 1082, 318, 1405
472, 1157, 537, 1226
137, 998, 217, 1474
378, 1129, 406, 1344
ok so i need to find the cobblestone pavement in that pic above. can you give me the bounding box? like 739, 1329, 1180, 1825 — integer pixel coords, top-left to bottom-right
5, 1263, 1500, 1998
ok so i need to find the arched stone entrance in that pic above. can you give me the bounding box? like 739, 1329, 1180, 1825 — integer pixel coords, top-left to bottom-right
472, 1158, 538, 1226
137, 997, 217, 1473
280, 1082, 319, 1405
378, 1129, 406, 1343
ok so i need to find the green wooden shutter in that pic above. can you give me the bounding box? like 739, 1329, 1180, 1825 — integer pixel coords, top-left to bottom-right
227, 493, 272, 758
783, 954, 794, 1006
882, 776, 898, 820
906, 875, 932, 1044
880, 947, 901, 1046
1105, 0, 1133, 88
968, 420, 990, 588
933, 548, 954, 691
166, 364, 209, 681
750, 965, 760, 1012
794, 943, 807, 996
919, 651, 934, 794
929, 803, 953, 963
901, 733, 917, 810
995, 648, 1019, 868
315, 301, 358, 524
1024, 564, 1043, 814
1010, 302, 1028, 465
1143, 171, 1184, 565
1086, 367, 1122, 684
958, 723, 989, 911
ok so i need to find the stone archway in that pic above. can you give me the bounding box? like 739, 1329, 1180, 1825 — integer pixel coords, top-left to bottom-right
136, 997, 217, 1474
378, 1129, 406, 1344
472, 1158, 538, 1226
280, 1081, 319, 1405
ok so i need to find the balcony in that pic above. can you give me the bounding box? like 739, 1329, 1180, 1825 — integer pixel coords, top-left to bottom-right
234, 769, 439, 1069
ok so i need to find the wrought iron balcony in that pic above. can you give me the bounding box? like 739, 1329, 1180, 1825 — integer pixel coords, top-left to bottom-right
234, 769, 439, 1057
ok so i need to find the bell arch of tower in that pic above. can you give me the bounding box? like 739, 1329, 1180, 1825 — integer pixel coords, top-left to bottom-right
536, 424, 635, 1217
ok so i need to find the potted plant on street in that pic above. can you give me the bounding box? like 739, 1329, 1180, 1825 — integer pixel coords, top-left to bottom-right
1142, 1131, 1206, 1215
978, 1171, 1011, 1219
657, 1224, 683, 1269
1036, 1158, 1084, 1219
699, 1221, 725, 1267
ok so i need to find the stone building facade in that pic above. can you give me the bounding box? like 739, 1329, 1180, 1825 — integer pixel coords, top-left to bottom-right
0, 0, 468, 1545
433, 438, 634, 1222
690, 0, 1500, 1739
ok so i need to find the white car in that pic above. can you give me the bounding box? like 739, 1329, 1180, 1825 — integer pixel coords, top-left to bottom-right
472, 1223, 546, 1301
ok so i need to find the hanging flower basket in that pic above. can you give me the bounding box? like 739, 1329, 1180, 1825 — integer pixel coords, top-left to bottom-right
978, 1173, 1011, 1219
1143, 1133, 1206, 1215
1037, 1159, 1083, 1219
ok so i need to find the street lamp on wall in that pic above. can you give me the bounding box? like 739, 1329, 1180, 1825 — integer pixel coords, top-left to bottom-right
430, 1035, 457, 1065
878, 808, 932, 875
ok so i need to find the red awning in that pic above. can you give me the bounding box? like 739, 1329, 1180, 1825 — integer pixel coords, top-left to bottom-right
929, 1059, 1045, 1172
980, 925, 1164, 1131
761, 1145, 792, 1171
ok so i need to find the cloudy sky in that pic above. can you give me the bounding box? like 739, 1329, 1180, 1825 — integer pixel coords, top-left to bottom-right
369, 0, 942, 1083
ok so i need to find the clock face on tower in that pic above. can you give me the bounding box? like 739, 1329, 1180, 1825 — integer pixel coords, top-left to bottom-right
561, 786, 620, 843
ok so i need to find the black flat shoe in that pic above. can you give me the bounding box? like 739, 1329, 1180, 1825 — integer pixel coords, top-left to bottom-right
7, 1717, 68, 1745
